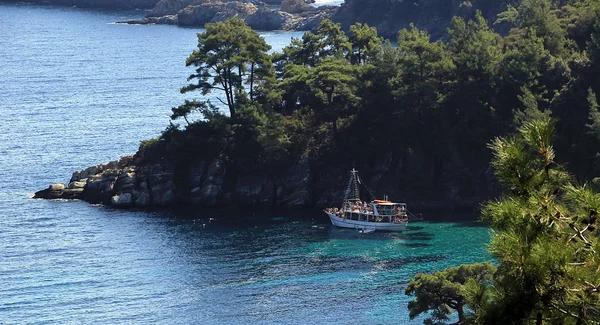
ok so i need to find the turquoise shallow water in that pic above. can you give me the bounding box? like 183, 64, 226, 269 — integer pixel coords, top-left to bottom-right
0, 3, 490, 324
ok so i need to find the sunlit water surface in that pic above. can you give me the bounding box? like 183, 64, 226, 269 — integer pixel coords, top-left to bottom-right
0, 4, 490, 324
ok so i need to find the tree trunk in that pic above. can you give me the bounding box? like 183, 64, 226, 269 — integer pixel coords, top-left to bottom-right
536, 311, 542, 325
250, 62, 255, 101
457, 306, 465, 324
223, 73, 234, 119
226, 68, 236, 120
332, 116, 338, 135
327, 87, 336, 135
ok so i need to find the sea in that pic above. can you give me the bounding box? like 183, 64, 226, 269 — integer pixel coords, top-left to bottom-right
0, 3, 491, 324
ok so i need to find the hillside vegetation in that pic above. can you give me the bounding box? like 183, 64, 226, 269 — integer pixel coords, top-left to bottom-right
138, 0, 600, 208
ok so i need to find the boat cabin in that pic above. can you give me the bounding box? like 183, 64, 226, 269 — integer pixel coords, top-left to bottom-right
338, 200, 407, 223
372, 201, 407, 217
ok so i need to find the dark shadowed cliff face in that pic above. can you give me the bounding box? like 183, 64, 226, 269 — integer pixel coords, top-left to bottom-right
0, 0, 161, 9
35, 150, 498, 211
331, 0, 512, 39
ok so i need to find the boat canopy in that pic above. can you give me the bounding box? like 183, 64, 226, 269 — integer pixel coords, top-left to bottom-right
372, 199, 391, 204
373, 202, 406, 206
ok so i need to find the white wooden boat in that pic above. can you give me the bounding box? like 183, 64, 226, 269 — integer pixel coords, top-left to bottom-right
324, 169, 409, 232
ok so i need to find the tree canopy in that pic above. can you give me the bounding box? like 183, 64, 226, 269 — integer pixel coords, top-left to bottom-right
140, 0, 600, 215
406, 118, 600, 325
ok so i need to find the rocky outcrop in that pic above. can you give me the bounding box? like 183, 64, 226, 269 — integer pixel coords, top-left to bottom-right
280, 0, 313, 14
34, 153, 307, 208
147, 0, 207, 17
177, 1, 258, 26
35, 147, 496, 211
245, 8, 290, 30
122, 0, 335, 31
330, 0, 512, 39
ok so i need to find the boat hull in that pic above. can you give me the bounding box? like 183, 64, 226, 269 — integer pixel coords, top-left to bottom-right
326, 212, 407, 232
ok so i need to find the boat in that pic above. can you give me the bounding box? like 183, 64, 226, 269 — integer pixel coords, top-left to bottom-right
324, 169, 409, 232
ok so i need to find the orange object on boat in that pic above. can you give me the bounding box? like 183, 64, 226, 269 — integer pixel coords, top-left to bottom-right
372, 200, 391, 204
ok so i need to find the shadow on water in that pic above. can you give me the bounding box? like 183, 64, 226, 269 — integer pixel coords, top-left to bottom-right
238, 253, 450, 282
452, 221, 489, 228
402, 243, 431, 248
402, 231, 435, 241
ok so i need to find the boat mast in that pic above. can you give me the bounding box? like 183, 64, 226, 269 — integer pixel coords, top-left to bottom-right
344, 169, 360, 202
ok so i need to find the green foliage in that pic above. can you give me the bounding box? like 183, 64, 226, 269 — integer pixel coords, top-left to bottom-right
479, 118, 600, 325
142, 0, 600, 217
348, 23, 382, 65
448, 11, 501, 80
407, 119, 600, 325
589, 17, 600, 64
317, 19, 351, 60
397, 24, 454, 83
405, 263, 497, 324
183, 18, 273, 120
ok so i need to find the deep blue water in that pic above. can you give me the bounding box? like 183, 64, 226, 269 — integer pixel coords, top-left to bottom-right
0, 3, 490, 324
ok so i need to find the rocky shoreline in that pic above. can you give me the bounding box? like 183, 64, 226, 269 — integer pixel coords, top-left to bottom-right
34, 151, 491, 212
34, 154, 315, 208
119, 0, 337, 31
3, 0, 515, 39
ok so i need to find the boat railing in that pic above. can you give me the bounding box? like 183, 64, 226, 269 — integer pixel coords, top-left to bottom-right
327, 206, 408, 224
406, 209, 423, 221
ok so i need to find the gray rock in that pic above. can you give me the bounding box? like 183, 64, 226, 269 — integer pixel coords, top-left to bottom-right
111, 193, 133, 206
150, 182, 175, 205
62, 188, 84, 199
277, 159, 310, 206
70, 170, 81, 183
84, 174, 117, 204
49, 184, 66, 191
134, 190, 151, 206
188, 161, 206, 188
78, 165, 101, 180
115, 172, 136, 191
147, 0, 209, 17
199, 178, 222, 205
156, 15, 178, 24
34, 183, 67, 199
178, 1, 257, 26
280, 0, 313, 14
245, 8, 289, 30
68, 180, 87, 189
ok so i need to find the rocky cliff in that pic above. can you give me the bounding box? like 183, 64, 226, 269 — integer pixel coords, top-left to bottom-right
4, 0, 514, 37
331, 0, 511, 39
34, 154, 314, 208
35, 148, 495, 211
123, 0, 335, 31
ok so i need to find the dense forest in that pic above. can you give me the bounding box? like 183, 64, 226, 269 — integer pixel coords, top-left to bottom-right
139, 0, 600, 209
